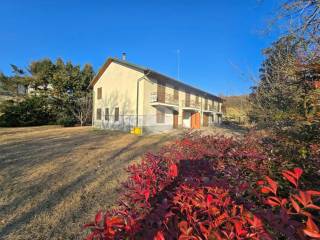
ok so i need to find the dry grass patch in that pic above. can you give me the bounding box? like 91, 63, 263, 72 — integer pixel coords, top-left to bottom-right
0, 126, 178, 240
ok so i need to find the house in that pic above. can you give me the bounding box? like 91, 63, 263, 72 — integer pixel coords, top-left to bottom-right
89, 55, 223, 133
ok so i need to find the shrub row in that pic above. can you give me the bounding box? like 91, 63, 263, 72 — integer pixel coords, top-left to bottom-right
83, 135, 320, 239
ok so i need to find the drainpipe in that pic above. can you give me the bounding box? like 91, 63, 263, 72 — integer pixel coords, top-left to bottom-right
136, 70, 151, 127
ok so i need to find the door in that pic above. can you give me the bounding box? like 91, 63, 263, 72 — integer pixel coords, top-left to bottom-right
173, 111, 178, 128
183, 111, 191, 128
203, 113, 208, 127
191, 112, 200, 129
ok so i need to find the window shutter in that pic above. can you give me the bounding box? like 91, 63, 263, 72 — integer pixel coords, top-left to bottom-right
96, 108, 102, 120
97, 87, 102, 99
114, 107, 119, 121
105, 108, 109, 121
156, 109, 165, 123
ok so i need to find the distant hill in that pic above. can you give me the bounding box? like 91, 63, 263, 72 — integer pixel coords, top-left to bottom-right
222, 95, 250, 123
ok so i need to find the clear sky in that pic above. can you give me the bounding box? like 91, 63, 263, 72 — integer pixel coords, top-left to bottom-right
0, 0, 280, 96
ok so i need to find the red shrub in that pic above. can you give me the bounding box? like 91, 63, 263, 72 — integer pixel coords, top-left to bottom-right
257, 168, 320, 239
83, 135, 319, 239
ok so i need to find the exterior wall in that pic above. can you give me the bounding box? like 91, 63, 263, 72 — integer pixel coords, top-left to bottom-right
141, 79, 224, 130
92, 62, 144, 129
141, 77, 176, 133
92, 61, 223, 133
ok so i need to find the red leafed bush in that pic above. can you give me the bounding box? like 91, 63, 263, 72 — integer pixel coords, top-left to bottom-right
83, 135, 320, 239
257, 168, 320, 239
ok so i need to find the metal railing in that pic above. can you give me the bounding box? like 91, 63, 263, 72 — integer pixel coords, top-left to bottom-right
150, 92, 179, 106
204, 104, 219, 112
182, 99, 201, 109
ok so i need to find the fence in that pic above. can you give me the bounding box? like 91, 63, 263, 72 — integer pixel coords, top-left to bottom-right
94, 113, 221, 133
94, 114, 177, 133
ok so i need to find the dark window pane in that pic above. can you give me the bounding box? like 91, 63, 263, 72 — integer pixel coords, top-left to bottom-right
97, 87, 102, 99
97, 108, 101, 120
105, 108, 109, 121
156, 109, 165, 123
115, 107, 119, 121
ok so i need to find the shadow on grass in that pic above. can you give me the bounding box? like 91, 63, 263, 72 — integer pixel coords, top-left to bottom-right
0, 133, 173, 238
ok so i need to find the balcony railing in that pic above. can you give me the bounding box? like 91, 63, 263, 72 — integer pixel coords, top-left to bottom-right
204, 104, 219, 112
150, 92, 179, 106
182, 99, 201, 109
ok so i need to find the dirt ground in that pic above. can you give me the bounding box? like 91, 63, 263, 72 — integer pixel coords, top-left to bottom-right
0, 125, 244, 240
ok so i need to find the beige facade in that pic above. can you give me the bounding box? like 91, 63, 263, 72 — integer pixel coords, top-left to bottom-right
90, 58, 223, 133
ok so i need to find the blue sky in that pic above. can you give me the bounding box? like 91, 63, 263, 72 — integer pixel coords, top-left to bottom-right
0, 0, 280, 96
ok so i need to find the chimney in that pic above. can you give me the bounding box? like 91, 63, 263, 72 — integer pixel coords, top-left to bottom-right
122, 52, 126, 61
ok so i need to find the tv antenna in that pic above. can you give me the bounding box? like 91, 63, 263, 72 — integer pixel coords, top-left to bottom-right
176, 49, 180, 80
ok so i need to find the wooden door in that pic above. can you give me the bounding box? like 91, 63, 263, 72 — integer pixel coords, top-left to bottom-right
191, 112, 200, 129
157, 80, 165, 102
195, 112, 200, 128
203, 113, 208, 127
173, 111, 178, 128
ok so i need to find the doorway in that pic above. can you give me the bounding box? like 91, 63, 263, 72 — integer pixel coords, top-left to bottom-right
183, 111, 191, 128
191, 112, 200, 129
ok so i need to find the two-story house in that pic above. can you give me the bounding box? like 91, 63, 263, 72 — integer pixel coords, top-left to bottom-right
89, 56, 223, 133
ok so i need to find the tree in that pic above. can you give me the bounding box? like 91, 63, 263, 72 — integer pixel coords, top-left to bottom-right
27, 59, 55, 92
0, 58, 95, 127
249, 36, 301, 127
0, 65, 28, 96
50, 59, 94, 126
275, 0, 320, 60
250, 0, 320, 141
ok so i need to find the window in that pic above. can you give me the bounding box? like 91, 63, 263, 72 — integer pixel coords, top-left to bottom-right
105, 108, 109, 121
157, 80, 165, 102
174, 87, 179, 100
195, 95, 199, 104
185, 92, 190, 107
114, 107, 119, 121
96, 108, 102, 120
156, 109, 165, 123
204, 99, 208, 110
97, 87, 102, 99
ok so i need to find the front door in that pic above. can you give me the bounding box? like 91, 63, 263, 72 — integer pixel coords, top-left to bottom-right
173, 111, 178, 128
183, 111, 191, 128
191, 112, 200, 129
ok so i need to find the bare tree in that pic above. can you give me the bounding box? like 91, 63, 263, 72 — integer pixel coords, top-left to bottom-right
67, 94, 92, 126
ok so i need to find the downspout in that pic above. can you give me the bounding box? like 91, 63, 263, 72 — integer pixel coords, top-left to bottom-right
136, 70, 151, 127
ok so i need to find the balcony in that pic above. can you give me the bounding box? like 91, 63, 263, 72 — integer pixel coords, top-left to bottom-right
182, 99, 201, 111
150, 92, 179, 109
203, 104, 219, 113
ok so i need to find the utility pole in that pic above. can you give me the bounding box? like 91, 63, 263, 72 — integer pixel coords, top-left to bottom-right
177, 49, 180, 80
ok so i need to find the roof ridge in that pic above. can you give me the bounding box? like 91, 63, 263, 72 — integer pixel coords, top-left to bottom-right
89, 57, 223, 101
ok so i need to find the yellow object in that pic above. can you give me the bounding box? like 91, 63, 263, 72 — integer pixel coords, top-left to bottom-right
131, 127, 142, 135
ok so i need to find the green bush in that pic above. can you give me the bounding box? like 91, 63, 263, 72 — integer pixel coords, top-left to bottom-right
57, 116, 77, 127
0, 95, 56, 127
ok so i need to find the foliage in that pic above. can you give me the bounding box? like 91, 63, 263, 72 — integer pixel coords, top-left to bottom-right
250, 0, 320, 145
0, 59, 95, 126
83, 134, 319, 239
0, 65, 28, 96
222, 95, 250, 124
57, 115, 77, 127
0, 95, 56, 127
257, 168, 320, 239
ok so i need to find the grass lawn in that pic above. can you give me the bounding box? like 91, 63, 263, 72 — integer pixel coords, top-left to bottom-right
0, 126, 179, 240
